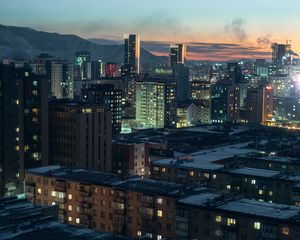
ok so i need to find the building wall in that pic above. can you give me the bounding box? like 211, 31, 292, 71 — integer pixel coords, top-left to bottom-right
150, 163, 295, 205
25, 171, 300, 240
136, 82, 166, 128
49, 104, 112, 172
25, 172, 177, 239
175, 204, 300, 240
112, 142, 150, 177
0, 64, 49, 196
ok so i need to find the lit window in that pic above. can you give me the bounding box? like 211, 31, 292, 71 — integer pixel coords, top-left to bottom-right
268, 163, 272, 168
254, 222, 261, 230
189, 171, 194, 176
258, 190, 263, 195
137, 231, 142, 236
269, 191, 273, 196
68, 194, 72, 200
215, 215, 222, 223
15, 145, 20, 151
51, 191, 56, 197
75, 218, 80, 224
157, 235, 162, 240
157, 198, 163, 204
51, 202, 56, 206
76, 206, 81, 212
68, 216, 72, 222
212, 174, 217, 179
282, 227, 289, 235
161, 168, 166, 173
157, 210, 163, 217
37, 188, 42, 194
227, 218, 236, 226
226, 185, 231, 190
204, 173, 210, 178
251, 179, 256, 185
68, 205, 72, 211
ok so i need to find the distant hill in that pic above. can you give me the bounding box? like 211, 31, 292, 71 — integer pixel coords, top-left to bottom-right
0, 25, 167, 64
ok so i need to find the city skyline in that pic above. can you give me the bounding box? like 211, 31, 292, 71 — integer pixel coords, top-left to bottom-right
1, 0, 300, 61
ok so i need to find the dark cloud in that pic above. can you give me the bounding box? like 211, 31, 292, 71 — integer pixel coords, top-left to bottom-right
139, 41, 270, 61
224, 18, 247, 42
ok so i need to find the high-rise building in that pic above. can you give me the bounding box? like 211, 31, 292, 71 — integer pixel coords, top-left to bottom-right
135, 80, 176, 128
169, 44, 186, 67
51, 61, 74, 99
191, 81, 211, 100
273, 97, 300, 121
0, 63, 24, 196
91, 60, 104, 80
49, 101, 112, 172
32, 53, 55, 95
124, 34, 140, 75
105, 63, 120, 77
211, 82, 239, 123
74, 51, 91, 80
245, 86, 273, 125
272, 43, 291, 65
0, 63, 49, 196
74, 51, 91, 99
82, 84, 122, 134
22, 72, 49, 170
270, 75, 292, 98
227, 62, 243, 83
173, 63, 190, 101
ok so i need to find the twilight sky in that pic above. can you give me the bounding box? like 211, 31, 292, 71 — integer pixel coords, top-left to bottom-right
1, 0, 299, 61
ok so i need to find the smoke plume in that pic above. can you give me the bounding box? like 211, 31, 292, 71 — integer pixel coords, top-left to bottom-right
224, 18, 247, 42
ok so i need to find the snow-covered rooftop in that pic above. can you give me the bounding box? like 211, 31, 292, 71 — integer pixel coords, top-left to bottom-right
228, 167, 280, 178
153, 142, 256, 169
219, 198, 300, 220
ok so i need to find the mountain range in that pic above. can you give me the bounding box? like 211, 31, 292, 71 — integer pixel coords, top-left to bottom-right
0, 25, 167, 64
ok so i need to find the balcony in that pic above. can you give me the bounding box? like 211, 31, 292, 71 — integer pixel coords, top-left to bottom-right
113, 208, 125, 215
261, 232, 278, 239
78, 185, 92, 197
175, 229, 188, 237
141, 212, 155, 220
141, 201, 154, 208
54, 181, 66, 192
175, 216, 188, 223
80, 202, 92, 209
58, 209, 67, 215
25, 185, 34, 198
53, 197, 66, 204
78, 217, 91, 227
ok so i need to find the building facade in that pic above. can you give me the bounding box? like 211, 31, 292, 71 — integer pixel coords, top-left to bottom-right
49, 101, 112, 172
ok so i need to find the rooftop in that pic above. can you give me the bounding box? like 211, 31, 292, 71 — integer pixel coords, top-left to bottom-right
219, 198, 300, 220
152, 142, 255, 169
227, 167, 280, 178
179, 192, 300, 221
27, 166, 123, 186
27, 166, 185, 196
115, 178, 183, 196
0, 197, 132, 240
239, 154, 300, 164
